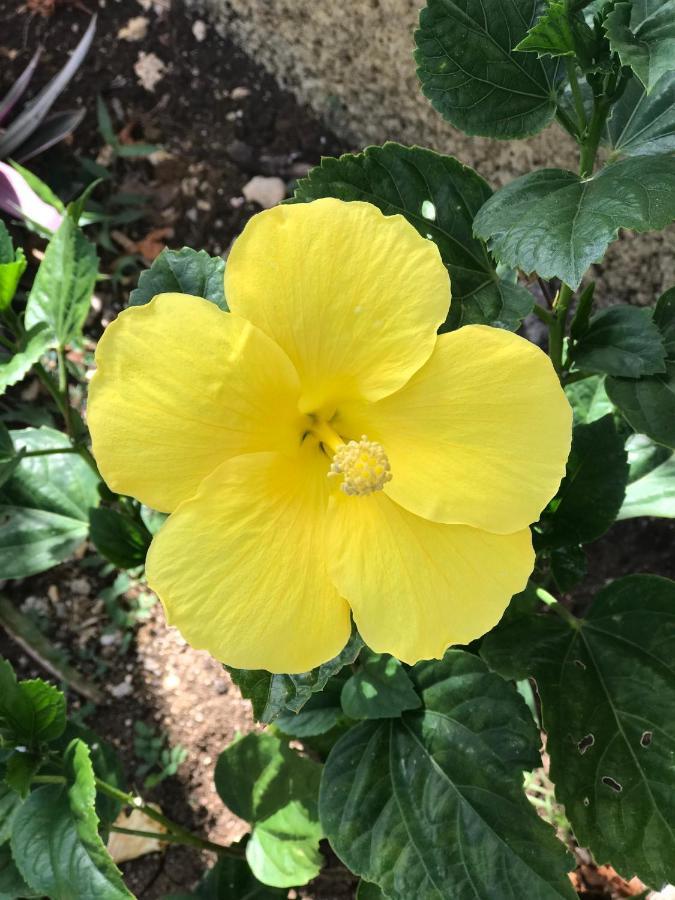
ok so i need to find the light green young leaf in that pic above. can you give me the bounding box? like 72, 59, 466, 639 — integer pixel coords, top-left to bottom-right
564, 375, 612, 425
9, 161, 65, 214
320, 650, 575, 900
11, 739, 133, 900
293, 143, 533, 331
605, 71, 675, 158
569, 306, 666, 377
473, 154, 675, 289
618, 433, 675, 519
0, 323, 51, 397
246, 801, 323, 889
24, 215, 98, 346
0, 222, 26, 311
481, 575, 675, 888
515, 1, 577, 57
340, 653, 421, 720
0, 427, 99, 578
414, 0, 560, 139
129, 247, 226, 310
604, 1, 675, 93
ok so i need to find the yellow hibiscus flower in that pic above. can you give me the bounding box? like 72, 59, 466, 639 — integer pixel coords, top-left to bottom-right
88, 198, 571, 674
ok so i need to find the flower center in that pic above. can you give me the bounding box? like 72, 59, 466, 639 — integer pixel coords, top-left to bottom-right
312, 421, 392, 496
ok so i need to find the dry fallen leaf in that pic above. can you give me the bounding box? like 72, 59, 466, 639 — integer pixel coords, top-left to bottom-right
107, 806, 168, 864
118, 16, 149, 41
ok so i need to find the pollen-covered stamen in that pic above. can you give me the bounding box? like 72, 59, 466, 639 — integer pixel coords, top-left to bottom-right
328, 434, 392, 496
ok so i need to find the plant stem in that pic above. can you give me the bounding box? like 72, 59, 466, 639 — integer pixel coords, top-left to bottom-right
94, 778, 244, 858
532, 304, 554, 326
536, 587, 581, 629
21, 446, 81, 458
108, 825, 233, 856
548, 284, 574, 375
56, 346, 73, 437
556, 108, 580, 140
565, 59, 587, 132
579, 97, 609, 178
563, 369, 594, 385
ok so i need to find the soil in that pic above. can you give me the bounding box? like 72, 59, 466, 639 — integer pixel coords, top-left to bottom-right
0, 2, 674, 899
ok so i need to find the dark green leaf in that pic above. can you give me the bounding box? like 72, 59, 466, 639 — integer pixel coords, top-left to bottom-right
414, 0, 559, 139
0, 844, 39, 900
24, 216, 98, 347
564, 375, 612, 424
473, 154, 675, 289
481, 575, 675, 887
228, 630, 363, 724
275, 678, 346, 738
293, 143, 533, 330
129, 247, 226, 310
570, 306, 666, 377
515, 1, 576, 57
0, 324, 51, 397
340, 653, 421, 720
605, 71, 675, 158
88, 506, 152, 569
0, 426, 21, 491
4, 753, 41, 799
0, 659, 65, 748
0, 784, 23, 846
654, 286, 675, 357
550, 544, 587, 592
536, 415, 628, 548
357, 882, 388, 900
215, 733, 323, 888
0, 427, 99, 578
604, 1, 675, 93
618, 433, 675, 519
321, 650, 575, 900
607, 361, 675, 449
10, 739, 133, 899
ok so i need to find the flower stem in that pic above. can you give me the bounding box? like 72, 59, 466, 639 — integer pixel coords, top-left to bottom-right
536, 587, 581, 629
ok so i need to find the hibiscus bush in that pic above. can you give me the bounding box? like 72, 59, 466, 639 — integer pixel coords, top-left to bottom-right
1, 0, 675, 897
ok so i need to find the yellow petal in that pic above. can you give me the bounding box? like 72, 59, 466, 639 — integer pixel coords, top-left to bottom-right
337, 325, 571, 534
225, 198, 450, 412
146, 449, 351, 673
326, 491, 534, 664
88, 293, 304, 513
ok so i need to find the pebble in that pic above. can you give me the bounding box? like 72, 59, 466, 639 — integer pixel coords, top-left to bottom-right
230, 86, 251, 100
110, 682, 133, 699
192, 19, 207, 42
242, 175, 286, 208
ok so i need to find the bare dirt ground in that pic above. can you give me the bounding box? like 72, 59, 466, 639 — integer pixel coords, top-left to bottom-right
1, 1, 675, 897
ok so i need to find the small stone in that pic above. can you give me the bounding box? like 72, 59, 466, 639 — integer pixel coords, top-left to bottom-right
134, 52, 167, 93
163, 672, 180, 690
229, 196, 244, 209
230, 86, 250, 100
242, 175, 286, 209
110, 682, 133, 699
192, 19, 207, 42
118, 16, 149, 41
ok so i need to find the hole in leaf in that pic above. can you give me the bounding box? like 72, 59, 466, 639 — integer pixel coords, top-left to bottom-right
601, 776, 622, 793
583, 797, 590, 807
577, 733, 595, 754
574, 659, 586, 670
640, 731, 653, 748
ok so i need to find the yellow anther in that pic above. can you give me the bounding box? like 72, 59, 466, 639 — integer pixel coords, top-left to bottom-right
328, 434, 392, 496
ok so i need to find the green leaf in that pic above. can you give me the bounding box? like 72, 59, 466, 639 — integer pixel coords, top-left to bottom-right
246, 802, 322, 888
129, 247, 226, 310
564, 375, 612, 424
481, 575, 675, 887
536, 415, 628, 548
228, 630, 363, 724
618, 433, 675, 519
0, 844, 39, 900
605, 1, 675, 93
88, 506, 152, 569
275, 678, 346, 738
0, 324, 51, 397
605, 71, 675, 158
24, 215, 98, 347
654, 286, 675, 357
0, 223, 26, 312
0, 784, 23, 846
9, 162, 65, 215
340, 653, 421, 720
0, 659, 66, 748
4, 753, 41, 799
414, 0, 559, 139
607, 361, 675, 449
0, 427, 99, 578
515, 1, 577, 57
0, 426, 22, 491
293, 143, 533, 331
473, 154, 675, 289
569, 306, 666, 377
215, 733, 323, 888
550, 544, 587, 592
357, 882, 388, 900
10, 739, 133, 900
188, 854, 283, 899
320, 650, 575, 900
